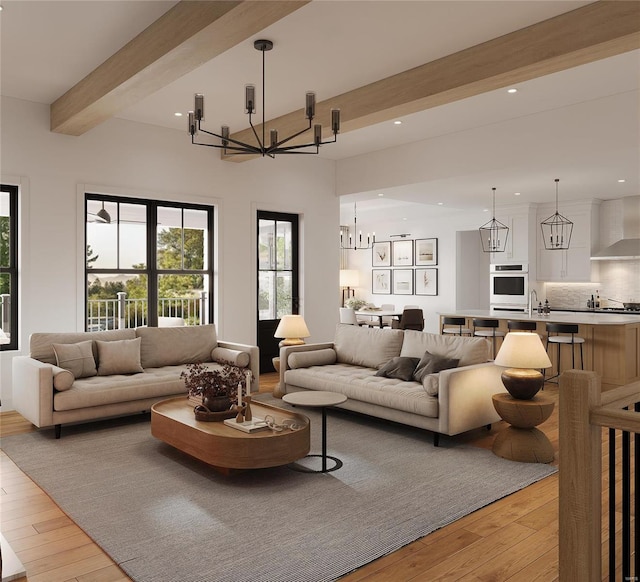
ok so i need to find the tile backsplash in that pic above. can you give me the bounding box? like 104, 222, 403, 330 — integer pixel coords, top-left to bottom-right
544, 260, 640, 308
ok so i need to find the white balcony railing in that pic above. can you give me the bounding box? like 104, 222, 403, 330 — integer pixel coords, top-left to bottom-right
87, 291, 207, 330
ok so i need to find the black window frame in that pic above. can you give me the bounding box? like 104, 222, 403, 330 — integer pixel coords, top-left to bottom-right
0, 184, 18, 351
85, 193, 215, 329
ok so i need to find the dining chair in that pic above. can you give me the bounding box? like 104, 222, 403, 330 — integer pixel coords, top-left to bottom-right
391, 308, 424, 331
339, 307, 368, 326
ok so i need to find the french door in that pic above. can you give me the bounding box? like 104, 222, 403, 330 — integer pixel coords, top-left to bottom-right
257, 211, 299, 372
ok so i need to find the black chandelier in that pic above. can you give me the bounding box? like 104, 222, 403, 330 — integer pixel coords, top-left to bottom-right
541, 178, 573, 250
188, 39, 340, 158
479, 187, 509, 253
340, 203, 375, 250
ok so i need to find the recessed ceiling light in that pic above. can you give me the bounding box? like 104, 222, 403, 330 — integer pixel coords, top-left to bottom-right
402, 217, 407, 221
483, 209, 489, 212
174, 112, 183, 117
393, 120, 402, 125
507, 88, 518, 94
378, 193, 384, 197
617, 179, 626, 183
514, 192, 521, 196
437, 202, 444, 206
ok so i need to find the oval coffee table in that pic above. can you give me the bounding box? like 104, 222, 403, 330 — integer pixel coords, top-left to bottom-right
282, 391, 347, 473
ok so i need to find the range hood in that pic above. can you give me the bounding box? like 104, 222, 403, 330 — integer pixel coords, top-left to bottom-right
591, 196, 640, 260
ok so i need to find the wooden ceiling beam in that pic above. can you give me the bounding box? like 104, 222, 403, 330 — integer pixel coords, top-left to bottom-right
50, 0, 309, 136
223, 0, 640, 162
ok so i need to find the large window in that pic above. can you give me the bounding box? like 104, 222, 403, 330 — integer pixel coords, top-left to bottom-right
85, 194, 214, 330
0, 185, 18, 350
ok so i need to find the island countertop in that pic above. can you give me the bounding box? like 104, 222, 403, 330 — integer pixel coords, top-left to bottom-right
439, 309, 640, 326
438, 310, 640, 388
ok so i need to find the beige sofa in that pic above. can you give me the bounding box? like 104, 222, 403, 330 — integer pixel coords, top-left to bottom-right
277, 324, 506, 445
12, 325, 259, 438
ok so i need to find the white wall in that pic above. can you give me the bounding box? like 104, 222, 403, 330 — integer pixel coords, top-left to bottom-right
0, 96, 339, 409
340, 204, 487, 333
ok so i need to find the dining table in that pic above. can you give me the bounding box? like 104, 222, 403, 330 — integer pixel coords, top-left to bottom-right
354, 308, 404, 328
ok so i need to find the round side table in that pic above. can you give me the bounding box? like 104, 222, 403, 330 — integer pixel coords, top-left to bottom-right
282, 391, 347, 473
491, 393, 555, 463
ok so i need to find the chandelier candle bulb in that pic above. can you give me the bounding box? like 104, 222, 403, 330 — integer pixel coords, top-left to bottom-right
332, 109, 341, 133
306, 92, 316, 119
194, 93, 204, 121
314, 124, 322, 146
188, 112, 196, 136
270, 129, 278, 148
221, 125, 229, 147
245, 85, 255, 114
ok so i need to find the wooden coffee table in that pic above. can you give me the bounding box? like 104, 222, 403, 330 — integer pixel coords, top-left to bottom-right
151, 397, 310, 472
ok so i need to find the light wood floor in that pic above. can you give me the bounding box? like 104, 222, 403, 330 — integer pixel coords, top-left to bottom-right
0, 376, 619, 582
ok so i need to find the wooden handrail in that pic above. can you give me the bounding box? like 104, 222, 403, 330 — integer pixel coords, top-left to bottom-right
558, 370, 640, 582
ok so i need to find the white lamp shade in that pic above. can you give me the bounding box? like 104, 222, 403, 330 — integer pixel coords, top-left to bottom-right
494, 332, 552, 369
274, 315, 311, 339
340, 269, 359, 287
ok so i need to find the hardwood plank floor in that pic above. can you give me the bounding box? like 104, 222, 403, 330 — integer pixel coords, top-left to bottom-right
0, 376, 619, 581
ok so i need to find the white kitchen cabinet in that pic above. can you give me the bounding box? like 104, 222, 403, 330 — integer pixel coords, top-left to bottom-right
490, 206, 536, 265
536, 202, 599, 282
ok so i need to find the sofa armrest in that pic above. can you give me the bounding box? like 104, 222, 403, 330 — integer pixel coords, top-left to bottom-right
217, 341, 260, 394
437, 362, 506, 436
12, 356, 56, 428
276, 342, 335, 397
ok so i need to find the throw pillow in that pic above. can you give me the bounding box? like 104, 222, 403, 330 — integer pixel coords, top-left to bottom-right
96, 338, 144, 376
375, 357, 420, 382
52, 341, 98, 379
413, 351, 459, 383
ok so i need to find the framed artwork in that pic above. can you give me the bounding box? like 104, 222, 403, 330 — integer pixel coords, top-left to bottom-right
372, 269, 391, 294
372, 241, 391, 267
415, 268, 438, 296
415, 238, 438, 266
393, 269, 413, 295
392, 240, 413, 266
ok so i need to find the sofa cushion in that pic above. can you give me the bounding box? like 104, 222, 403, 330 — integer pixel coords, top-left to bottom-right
284, 364, 438, 418
288, 349, 337, 369
136, 324, 218, 368
31, 329, 137, 365
413, 351, 459, 382
333, 324, 404, 369
96, 338, 144, 375
400, 330, 488, 367
52, 341, 98, 379
376, 357, 420, 382
211, 347, 250, 368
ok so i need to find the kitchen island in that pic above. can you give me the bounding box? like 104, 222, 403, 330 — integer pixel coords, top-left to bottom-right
439, 310, 640, 388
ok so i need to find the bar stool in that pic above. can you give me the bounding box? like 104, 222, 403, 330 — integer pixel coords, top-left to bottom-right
441, 317, 472, 336
544, 323, 584, 383
507, 320, 538, 333
472, 318, 505, 359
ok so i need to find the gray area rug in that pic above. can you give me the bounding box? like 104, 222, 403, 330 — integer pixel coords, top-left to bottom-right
2, 399, 556, 582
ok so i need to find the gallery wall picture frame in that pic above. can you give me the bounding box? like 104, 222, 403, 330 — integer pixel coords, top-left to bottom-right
392, 240, 413, 266
415, 268, 438, 296
372, 241, 391, 267
393, 269, 414, 295
372, 269, 392, 294
415, 238, 438, 266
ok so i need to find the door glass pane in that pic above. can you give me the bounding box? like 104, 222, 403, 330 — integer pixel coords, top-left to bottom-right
0, 191, 10, 268
0, 273, 11, 337
87, 272, 148, 330
276, 221, 292, 270
258, 271, 275, 320
258, 219, 275, 270
276, 272, 292, 318
119, 203, 147, 269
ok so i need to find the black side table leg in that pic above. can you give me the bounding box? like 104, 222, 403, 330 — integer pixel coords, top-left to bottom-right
321, 406, 327, 472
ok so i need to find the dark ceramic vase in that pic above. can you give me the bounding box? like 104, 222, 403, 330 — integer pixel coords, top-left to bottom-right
202, 395, 232, 412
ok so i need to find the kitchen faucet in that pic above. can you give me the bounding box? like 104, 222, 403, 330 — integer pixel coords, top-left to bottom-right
529, 289, 538, 317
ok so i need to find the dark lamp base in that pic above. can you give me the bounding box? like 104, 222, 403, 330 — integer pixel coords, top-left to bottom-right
501, 368, 544, 400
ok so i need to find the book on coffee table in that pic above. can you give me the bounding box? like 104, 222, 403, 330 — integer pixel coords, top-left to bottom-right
223, 417, 269, 433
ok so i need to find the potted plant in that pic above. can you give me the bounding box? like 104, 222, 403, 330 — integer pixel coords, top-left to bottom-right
180, 361, 250, 413
345, 298, 368, 311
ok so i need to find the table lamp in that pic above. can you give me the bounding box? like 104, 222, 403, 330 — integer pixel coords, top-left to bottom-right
494, 332, 552, 400
274, 315, 311, 347
340, 269, 359, 306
